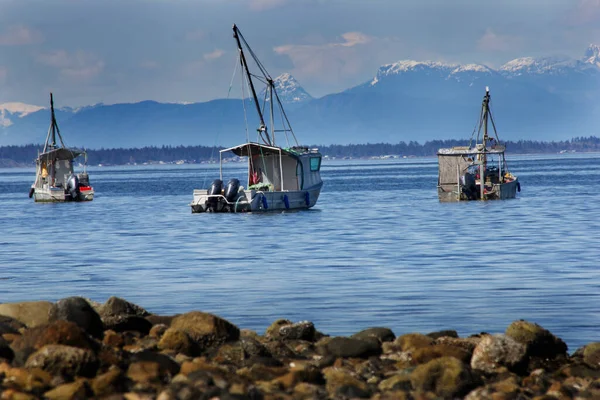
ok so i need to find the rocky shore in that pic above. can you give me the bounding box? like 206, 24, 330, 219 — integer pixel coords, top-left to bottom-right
0, 297, 598, 399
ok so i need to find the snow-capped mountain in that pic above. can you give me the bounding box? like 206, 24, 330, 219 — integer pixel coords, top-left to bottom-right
0, 103, 44, 127
260, 73, 313, 105
370, 61, 495, 86
1, 45, 599, 147
583, 44, 600, 68
500, 45, 600, 76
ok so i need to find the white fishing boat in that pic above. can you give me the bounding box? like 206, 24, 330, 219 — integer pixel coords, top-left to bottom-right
29, 93, 94, 203
437, 87, 520, 202
191, 25, 323, 213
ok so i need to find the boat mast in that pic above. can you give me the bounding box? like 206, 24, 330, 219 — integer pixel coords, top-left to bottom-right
50, 93, 58, 148
232, 24, 272, 146
480, 87, 491, 199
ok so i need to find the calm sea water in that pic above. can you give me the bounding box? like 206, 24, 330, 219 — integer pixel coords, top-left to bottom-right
1, 154, 599, 351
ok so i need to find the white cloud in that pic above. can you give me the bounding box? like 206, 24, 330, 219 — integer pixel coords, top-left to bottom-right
36, 50, 105, 81
0, 25, 43, 46
274, 32, 375, 79
477, 28, 521, 52
203, 49, 224, 60
249, 0, 287, 11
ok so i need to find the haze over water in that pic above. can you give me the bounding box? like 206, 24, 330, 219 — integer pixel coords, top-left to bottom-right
1, 154, 599, 351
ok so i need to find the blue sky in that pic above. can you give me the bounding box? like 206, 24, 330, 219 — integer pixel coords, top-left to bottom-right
0, 0, 598, 106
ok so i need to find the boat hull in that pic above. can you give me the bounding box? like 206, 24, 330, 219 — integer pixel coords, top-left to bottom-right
190, 185, 322, 213
438, 178, 519, 202
32, 186, 94, 203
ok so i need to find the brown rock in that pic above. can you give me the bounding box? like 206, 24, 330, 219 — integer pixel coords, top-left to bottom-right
410, 356, 476, 398
0, 301, 53, 327
323, 367, 370, 398
2, 366, 52, 393
149, 324, 169, 339
103, 330, 125, 348
378, 374, 412, 391
395, 333, 435, 352
91, 367, 125, 397
412, 344, 472, 365
43, 380, 91, 400
505, 320, 567, 359
146, 315, 178, 326
11, 320, 96, 354
170, 311, 240, 350
127, 361, 161, 384
471, 334, 527, 374
583, 342, 600, 368
25, 344, 98, 378
157, 328, 193, 356
0, 389, 38, 400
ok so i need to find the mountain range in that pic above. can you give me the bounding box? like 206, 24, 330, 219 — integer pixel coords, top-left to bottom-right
1, 44, 599, 149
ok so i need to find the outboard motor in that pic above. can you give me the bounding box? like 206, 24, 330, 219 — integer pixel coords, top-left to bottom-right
66, 174, 80, 200
78, 172, 90, 187
224, 178, 240, 202
460, 172, 477, 200
206, 179, 223, 211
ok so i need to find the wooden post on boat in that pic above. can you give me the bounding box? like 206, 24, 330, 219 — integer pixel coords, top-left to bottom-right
480, 162, 484, 200
456, 164, 461, 201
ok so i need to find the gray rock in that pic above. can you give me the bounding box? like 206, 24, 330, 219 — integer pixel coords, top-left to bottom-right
427, 329, 459, 340
25, 344, 99, 378
471, 334, 527, 374
351, 327, 396, 343
0, 315, 27, 331
318, 337, 381, 359
48, 297, 104, 339
278, 321, 316, 341
505, 320, 568, 359
0, 336, 14, 361
0, 301, 53, 327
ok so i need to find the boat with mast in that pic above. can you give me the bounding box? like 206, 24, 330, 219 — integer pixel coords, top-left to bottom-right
29, 93, 94, 202
190, 24, 323, 213
437, 87, 520, 202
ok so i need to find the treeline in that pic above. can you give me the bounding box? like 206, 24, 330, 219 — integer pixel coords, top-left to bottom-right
2, 137, 600, 167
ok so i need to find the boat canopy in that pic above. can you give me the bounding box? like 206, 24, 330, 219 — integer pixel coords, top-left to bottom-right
37, 147, 83, 162
221, 142, 299, 159
437, 145, 506, 156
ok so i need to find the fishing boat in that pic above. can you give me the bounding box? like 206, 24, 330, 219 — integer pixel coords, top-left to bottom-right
437, 87, 520, 202
29, 93, 94, 202
190, 24, 323, 213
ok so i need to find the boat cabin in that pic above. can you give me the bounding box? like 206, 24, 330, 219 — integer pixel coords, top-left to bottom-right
219, 143, 322, 192
437, 144, 515, 201
34, 148, 83, 189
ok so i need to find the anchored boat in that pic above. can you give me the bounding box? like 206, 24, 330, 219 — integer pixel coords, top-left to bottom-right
437, 87, 520, 202
190, 25, 323, 213
29, 93, 94, 202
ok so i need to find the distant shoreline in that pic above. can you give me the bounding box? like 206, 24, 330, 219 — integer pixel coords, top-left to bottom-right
1, 137, 599, 168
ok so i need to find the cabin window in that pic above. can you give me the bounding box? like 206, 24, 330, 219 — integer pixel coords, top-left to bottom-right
309, 157, 321, 171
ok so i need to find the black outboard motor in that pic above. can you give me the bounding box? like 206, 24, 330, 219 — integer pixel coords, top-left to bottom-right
66, 174, 80, 200
206, 179, 223, 211
78, 172, 90, 187
224, 178, 240, 202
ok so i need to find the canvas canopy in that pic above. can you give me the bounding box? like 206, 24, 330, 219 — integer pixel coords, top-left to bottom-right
37, 147, 83, 162
437, 145, 506, 156
221, 143, 298, 159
